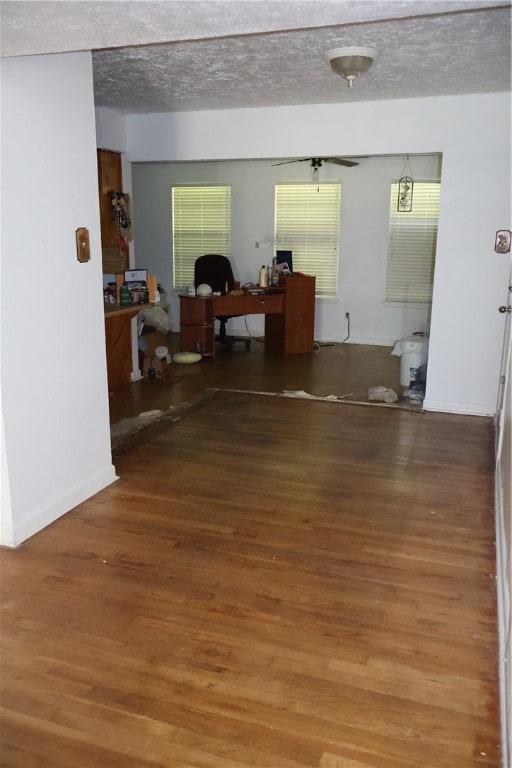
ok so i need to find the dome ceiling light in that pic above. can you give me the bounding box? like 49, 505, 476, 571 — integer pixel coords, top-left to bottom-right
324, 46, 378, 88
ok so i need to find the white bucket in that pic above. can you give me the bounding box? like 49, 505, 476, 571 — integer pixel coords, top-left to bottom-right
399, 336, 429, 387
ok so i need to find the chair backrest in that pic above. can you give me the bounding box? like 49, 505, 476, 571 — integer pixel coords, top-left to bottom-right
194, 254, 235, 294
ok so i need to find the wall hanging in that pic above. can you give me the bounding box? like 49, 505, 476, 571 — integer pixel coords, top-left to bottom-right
110, 190, 133, 253
397, 156, 414, 212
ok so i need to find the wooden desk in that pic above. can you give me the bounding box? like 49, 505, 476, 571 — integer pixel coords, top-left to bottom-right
179, 275, 315, 358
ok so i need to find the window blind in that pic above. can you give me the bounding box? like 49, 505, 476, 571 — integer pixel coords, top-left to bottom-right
275, 183, 341, 298
386, 180, 440, 303
172, 185, 231, 289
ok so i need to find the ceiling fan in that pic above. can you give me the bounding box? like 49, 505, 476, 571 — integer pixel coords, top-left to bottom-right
271, 157, 360, 169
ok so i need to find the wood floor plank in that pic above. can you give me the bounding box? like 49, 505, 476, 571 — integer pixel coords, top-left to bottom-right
1, 390, 500, 767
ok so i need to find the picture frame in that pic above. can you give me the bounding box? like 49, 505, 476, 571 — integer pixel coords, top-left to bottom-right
123, 268, 149, 304
274, 262, 291, 277
276, 250, 293, 274
494, 230, 511, 254
124, 269, 148, 283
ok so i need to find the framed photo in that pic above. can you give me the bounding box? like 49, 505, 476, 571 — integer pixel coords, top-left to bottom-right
124, 269, 148, 283
494, 230, 511, 254
123, 268, 149, 304
274, 262, 291, 277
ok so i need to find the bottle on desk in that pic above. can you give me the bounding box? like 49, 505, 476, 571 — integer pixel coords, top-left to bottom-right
259, 265, 268, 288
268, 257, 278, 287
119, 284, 131, 306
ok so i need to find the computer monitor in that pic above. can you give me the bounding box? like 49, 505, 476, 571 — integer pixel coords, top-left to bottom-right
276, 250, 293, 275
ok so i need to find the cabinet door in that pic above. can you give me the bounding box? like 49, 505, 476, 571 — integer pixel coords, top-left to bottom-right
180, 296, 215, 357
97, 150, 121, 247
284, 275, 316, 353
265, 276, 315, 353
97, 149, 127, 273
105, 313, 134, 388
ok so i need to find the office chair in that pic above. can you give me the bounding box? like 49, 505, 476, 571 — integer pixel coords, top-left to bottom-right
194, 254, 251, 352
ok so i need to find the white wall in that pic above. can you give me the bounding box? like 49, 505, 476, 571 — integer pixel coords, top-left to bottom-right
95, 106, 126, 153
1, 52, 117, 546
125, 93, 511, 416
131, 155, 439, 344
1, 404, 13, 545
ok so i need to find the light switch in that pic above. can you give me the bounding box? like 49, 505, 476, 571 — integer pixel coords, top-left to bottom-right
76, 227, 90, 262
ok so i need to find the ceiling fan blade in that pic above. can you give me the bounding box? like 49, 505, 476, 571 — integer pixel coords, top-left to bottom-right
271, 156, 361, 168
324, 157, 359, 167
271, 157, 324, 172
271, 158, 312, 166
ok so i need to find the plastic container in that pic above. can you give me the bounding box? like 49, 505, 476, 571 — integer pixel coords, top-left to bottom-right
399, 335, 429, 387
119, 284, 131, 306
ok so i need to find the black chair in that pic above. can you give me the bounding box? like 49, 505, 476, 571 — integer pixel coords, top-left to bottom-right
194, 254, 251, 352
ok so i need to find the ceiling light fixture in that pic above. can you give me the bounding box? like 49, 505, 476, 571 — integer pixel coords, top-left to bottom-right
325, 46, 378, 88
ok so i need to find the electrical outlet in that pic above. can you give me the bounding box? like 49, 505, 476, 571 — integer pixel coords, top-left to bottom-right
345, 311, 350, 320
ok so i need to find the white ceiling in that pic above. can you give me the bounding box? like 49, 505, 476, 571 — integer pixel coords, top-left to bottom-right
1, 1, 510, 114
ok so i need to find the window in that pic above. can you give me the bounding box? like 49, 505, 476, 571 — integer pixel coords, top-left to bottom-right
386, 181, 440, 303
275, 183, 341, 298
172, 185, 231, 289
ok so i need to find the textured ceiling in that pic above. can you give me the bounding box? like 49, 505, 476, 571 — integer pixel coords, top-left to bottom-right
1, 1, 510, 113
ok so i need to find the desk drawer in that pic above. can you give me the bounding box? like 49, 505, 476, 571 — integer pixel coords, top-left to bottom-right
214, 293, 284, 315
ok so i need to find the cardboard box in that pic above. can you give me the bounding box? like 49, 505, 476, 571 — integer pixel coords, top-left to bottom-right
142, 354, 173, 381
140, 330, 171, 357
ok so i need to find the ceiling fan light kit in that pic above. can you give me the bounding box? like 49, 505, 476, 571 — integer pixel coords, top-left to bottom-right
325, 46, 378, 88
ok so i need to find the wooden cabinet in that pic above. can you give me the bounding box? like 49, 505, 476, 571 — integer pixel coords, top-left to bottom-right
213, 292, 283, 316
179, 296, 215, 357
99, 150, 133, 389
97, 149, 127, 274
104, 305, 139, 388
265, 275, 316, 353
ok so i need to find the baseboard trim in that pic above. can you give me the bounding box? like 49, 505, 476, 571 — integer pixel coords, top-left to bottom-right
224, 333, 396, 347
343, 337, 395, 347
0, 521, 15, 548
4, 465, 118, 548
422, 398, 495, 417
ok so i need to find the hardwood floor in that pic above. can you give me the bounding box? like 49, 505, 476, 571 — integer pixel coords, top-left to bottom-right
0, 346, 501, 767
107, 333, 406, 426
